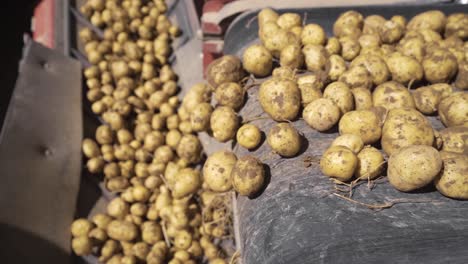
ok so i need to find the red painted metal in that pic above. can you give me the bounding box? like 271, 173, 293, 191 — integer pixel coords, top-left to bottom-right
33, 0, 55, 48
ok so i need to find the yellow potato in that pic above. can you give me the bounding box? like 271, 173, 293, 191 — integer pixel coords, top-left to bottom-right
298, 83, 323, 106
320, 146, 358, 182
438, 92, 468, 127
267, 123, 301, 157
325, 37, 341, 55
387, 52, 423, 84
272, 66, 296, 81
231, 156, 265, 196
333, 10, 364, 37
423, 47, 458, 84
214, 82, 245, 110
258, 8, 279, 26
206, 55, 245, 88
323, 81, 354, 114
71, 218, 94, 237
236, 124, 262, 150
338, 65, 373, 90
338, 110, 381, 144
280, 44, 304, 69
190, 103, 213, 132
203, 151, 237, 192
303, 98, 341, 132
72, 236, 94, 256
397, 37, 425, 62
363, 15, 386, 35
407, 10, 446, 33
258, 78, 301, 121
379, 20, 404, 44
372, 81, 415, 110
435, 155, 468, 200
352, 87, 373, 110
172, 168, 201, 198
107, 220, 138, 241
277, 13, 302, 30
355, 146, 384, 180
328, 54, 347, 81
444, 13, 468, 39
358, 34, 381, 49
381, 108, 434, 155
302, 44, 329, 72
330, 134, 364, 154
412, 86, 442, 115
176, 134, 203, 164
264, 30, 300, 58
242, 44, 273, 77
339, 36, 360, 61
439, 126, 468, 154
210, 106, 239, 142
387, 145, 442, 192
350, 54, 390, 86
301, 24, 327, 45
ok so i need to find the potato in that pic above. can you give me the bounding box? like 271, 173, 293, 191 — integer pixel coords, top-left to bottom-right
387, 52, 423, 84
203, 151, 237, 192
242, 44, 273, 76
82, 138, 100, 158
439, 126, 468, 154
298, 83, 323, 106
107, 220, 138, 241
87, 157, 105, 173
210, 106, 239, 142
387, 145, 442, 192
352, 87, 373, 110
206, 55, 245, 88
391, 15, 407, 28
172, 168, 201, 198
438, 92, 468, 127
339, 110, 381, 144
320, 146, 358, 182
272, 66, 296, 81
338, 65, 373, 90
445, 13, 468, 39
423, 48, 458, 84
455, 61, 468, 90
92, 214, 112, 230
190, 103, 213, 132
258, 78, 301, 121
350, 54, 390, 86
397, 37, 425, 62
372, 81, 415, 110
280, 45, 304, 69
176, 134, 202, 164
407, 10, 446, 33
363, 15, 386, 35
71, 218, 94, 237
264, 30, 300, 58
302, 44, 329, 72
303, 98, 341, 132
103, 111, 125, 130
215, 82, 245, 110
358, 34, 381, 49
412, 86, 442, 115
258, 8, 279, 26
419, 29, 442, 43
277, 13, 301, 30
333, 10, 364, 38
382, 108, 434, 155
301, 24, 326, 45
339, 36, 360, 61
182, 83, 212, 112
72, 236, 93, 256
236, 124, 262, 150
328, 54, 347, 81
330, 134, 364, 154
267, 123, 301, 157
290, 26, 303, 39
325, 37, 341, 55
297, 73, 326, 90
435, 155, 468, 200
323, 81, 354, 114
231, 156, 265, 196
355, 146, 384, 180
259, 21, 280, 44
379, 20, 404, 44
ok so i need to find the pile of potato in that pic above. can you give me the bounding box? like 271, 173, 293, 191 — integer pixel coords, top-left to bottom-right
73, 0, 234, 263
73, 1, 468, 262
202, 8, 467, 201
236, 8, 467, 199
